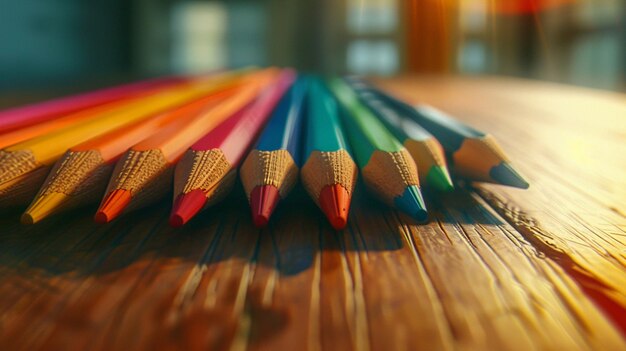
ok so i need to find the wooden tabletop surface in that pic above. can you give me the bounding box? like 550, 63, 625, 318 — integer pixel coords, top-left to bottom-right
0, 76, 625, 350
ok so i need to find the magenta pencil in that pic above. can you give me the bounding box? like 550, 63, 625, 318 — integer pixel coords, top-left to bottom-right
0, 76, 186, 134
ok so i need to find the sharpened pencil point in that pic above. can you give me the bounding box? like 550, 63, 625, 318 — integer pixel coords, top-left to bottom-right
319, 184, 350, 230
394, 185, 428, 222
95, 189, 131, 223
170, 189, 207, 227
20, 213, 35, 225
250, 185, 280, 228
22, 192, 68, 224
489, 162, 529, 189
425, 166, 454, 192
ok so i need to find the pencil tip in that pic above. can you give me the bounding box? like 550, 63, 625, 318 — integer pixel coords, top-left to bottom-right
318, 184, 351, 230
425, 166, 454, 192
489, 162, 529, 189
95, 189, 131, 223
169, 190, 207, 227
250, 185, 280, 228
20, 213, 34, 225
22, 193, 69, 224
394, 185, 428, 222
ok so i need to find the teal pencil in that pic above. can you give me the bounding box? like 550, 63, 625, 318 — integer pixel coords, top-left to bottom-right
329, 78, 428, 222
301, 78, 357, 230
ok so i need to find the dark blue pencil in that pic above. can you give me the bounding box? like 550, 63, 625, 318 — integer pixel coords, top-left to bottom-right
239, 77, 308, 227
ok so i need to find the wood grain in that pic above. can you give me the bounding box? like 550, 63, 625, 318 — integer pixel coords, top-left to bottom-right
378, 76, 626, 339
1, 76, 625, 350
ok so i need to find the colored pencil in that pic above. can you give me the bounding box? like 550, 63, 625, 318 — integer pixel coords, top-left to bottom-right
0, 76, 184, 134
169, 69, 296, 227
239, 77, 308, 227
95, 69, 277, 223
368, 85, 529, 188
0, 85, 170, 150
301, 78, 357, 230
329, 78, 428, 222
21, 86, 242, 224
0, 72, 245, 208
346, 79, 454, 192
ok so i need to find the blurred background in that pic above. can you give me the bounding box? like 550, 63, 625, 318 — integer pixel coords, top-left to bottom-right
0, 0, 624, 91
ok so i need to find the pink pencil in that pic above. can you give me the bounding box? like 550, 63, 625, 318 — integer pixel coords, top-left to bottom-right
170, 69, 296, 227
0, 76, 186, 134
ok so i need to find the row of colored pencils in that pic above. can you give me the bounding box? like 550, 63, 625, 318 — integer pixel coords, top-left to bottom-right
0, 68, 528, 230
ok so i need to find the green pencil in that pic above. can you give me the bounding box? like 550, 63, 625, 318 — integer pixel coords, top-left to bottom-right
367, 84, 529, 188
329, 78, 428, 222
301, 78, 357, 230
346, 78, 454, 192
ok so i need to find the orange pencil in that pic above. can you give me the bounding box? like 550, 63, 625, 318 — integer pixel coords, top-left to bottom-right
95, 69, 277, 223
21, 85, 241, 224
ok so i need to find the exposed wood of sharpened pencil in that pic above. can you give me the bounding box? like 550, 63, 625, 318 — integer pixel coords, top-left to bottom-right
0, 72, 246, 209
22, 84, 244, 224
329, 78, 428, 222
239, 77, 308, 228
95, 69, 278, 223
170, 69, 296, 227
346, 78, 454, 192
0, 75, 185, 134
301, 78, 357, 230
367, 82, 529, 189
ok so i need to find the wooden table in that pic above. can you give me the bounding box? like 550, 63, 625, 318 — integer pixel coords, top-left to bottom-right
0, 76, 625, 350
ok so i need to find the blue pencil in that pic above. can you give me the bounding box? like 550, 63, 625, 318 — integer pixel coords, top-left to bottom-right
240, 77, 308, 227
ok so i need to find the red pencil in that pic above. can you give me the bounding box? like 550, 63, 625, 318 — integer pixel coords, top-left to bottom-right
170, 69, 296, 227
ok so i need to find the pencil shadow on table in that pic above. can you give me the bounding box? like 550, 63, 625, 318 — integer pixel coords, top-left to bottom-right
0, 182, 402, 279
0, 180, 502, 279
423, 185, 505, 226
160, 183, 408, 276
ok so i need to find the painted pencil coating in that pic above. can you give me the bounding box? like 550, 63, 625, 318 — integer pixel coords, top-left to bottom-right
383, 97, 486, 150
170, 69, 296, 227
0, 90, 157, 150
240, 77, 308, 227
371, 86, 529, 188
329, 78, 428, 222
328, 79, 405, 159
301, 78, 357, 229
330, 80, 404, 157
0, 76, 184, 134
96, 69, 277, 222
6, 73, 244, 165
346, 79, 453, 192
254, 78, 308, 156
304, 79, 351, 154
